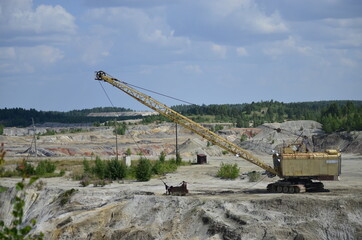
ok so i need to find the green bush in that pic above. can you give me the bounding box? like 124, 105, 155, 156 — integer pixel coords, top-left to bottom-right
216, 163, 240, 180
83, 159, 91, 174
159, 151, 166, 163
247, 171, 261, 182
16, 160, 36, 177
35, 160, 56, 176
42, 129, 57, 136
222, 150, 229, 155
126, 164, 137, 179
152, 161, 163, 175
93, 156, 106, 179
240, 134, 248, 142
13, 160, 61, 178
113, 122, 127, 135
152, 160, 178, 176
106, 158, 127, 180
125, 148, 132, 156
59, 169, 65, 177
86, 157, 127, 181
135, 158, 152, 181
58, 188, 77, 206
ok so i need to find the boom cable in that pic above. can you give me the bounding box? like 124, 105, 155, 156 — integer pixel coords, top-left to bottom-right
106, 73, 196, 106
98, 81, 143, 155
124, 82, 196, 106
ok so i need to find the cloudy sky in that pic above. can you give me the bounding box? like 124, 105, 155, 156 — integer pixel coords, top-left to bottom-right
0, 0, 361, 111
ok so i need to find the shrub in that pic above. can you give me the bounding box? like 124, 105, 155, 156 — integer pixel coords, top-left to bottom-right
80, 176, 91, 187
58, 188, 77, 206
42, 129, 57, 136
126, 148, 132, 156
126, 164, 137, 179
93, 156, 106, 179
152, 161, 163, 175
247, 171, 261, 182
159, 151, 166, 163
152, 160, 178, 176
106, 158, 127, 180
216, 163, 240, 180
240, 134, 248, 142
135, 158, 152, 181
93, 179, 110, 187
59, 169, 65, 177
16, 160, 36, 177
222, 150, 229, 155
83, 159, 91, 174
113, 122, 127, 135
35, 160, 56, 176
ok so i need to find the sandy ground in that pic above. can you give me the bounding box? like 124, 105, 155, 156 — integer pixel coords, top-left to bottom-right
1, 122, 362, 239
1, 154, 361, 240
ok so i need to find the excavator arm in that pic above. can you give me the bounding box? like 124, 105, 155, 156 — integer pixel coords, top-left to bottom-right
95, 71, 279, 177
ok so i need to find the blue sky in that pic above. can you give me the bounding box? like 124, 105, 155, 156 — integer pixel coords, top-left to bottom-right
0, 0, 361, 111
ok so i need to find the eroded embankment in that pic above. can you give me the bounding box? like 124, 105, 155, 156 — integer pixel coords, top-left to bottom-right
1, 185, 361, 240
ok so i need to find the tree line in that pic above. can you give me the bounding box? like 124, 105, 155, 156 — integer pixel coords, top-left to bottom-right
1, 101, 361, 133
0, 107, 133, 127
171, 100, 362, 133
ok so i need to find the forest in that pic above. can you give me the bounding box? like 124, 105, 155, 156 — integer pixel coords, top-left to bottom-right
1, 101, 361, 133
168, 100, 362, 133
0, 107, 133, 128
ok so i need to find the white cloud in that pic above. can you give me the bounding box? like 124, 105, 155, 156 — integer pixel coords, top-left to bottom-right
85, 6, 190, 48
204, 0, 288, 34
211, 44, 227, 58
322, 17, 362, 47
80, 37, 112, 66
253, 11, 288, 34
323, 17, 362, 28
263, 36, 312, 58
236, 47, 248, 56
0, 45, 64, 73
0, 0, 76, 43
185, 65, 202, 74
340, 58, 358, 67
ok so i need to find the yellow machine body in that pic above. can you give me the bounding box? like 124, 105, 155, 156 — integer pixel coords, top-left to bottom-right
280, 149, 341, 180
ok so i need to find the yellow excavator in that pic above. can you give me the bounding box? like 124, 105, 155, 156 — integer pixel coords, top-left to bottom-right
95, 71, 341, 193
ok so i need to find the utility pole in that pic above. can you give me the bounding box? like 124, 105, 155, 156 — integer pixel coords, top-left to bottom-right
32, 118, 37, 159
115, 118, 118, 160
175, 123, 178, 157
